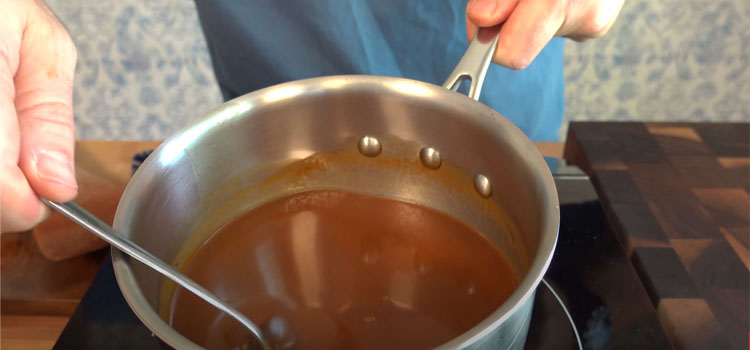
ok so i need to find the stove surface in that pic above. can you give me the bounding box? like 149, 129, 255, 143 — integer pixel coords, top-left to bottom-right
54, 167, 673, 350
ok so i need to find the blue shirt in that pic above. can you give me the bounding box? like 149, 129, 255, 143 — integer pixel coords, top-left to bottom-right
194, 0, 564, 141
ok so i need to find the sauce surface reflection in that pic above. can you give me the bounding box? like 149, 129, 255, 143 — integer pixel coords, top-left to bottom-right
169, 190, 519, 350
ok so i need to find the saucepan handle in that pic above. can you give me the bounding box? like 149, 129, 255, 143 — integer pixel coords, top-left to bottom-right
442, 25, 502, 101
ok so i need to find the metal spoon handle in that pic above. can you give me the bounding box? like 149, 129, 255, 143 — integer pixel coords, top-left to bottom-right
41, 199, 270, 350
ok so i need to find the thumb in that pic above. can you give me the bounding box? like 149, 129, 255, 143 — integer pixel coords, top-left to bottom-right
15, 3, 78, 202
465, 0, 518, 40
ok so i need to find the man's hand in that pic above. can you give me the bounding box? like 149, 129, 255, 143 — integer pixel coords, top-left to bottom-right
466, 0, 625, 70
1, 0, 78, 232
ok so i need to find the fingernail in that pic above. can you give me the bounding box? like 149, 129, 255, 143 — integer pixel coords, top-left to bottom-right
469, 0, 497, 16
35, 150, 77, 189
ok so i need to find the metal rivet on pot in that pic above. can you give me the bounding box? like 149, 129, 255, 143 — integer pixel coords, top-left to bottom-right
474, 174, 492, 198
358, 136, 382, 157
419, 147, 442, 169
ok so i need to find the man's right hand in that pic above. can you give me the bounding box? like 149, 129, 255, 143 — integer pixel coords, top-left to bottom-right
466, 0, 624, 70
1, 0, 78, 233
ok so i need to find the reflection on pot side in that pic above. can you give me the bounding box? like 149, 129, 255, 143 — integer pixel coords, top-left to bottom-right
168, 190, 519, 350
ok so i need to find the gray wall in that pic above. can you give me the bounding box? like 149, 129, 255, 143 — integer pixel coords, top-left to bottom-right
47, 0, 749, 141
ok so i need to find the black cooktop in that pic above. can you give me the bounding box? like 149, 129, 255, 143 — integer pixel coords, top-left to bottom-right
53, 161, 674, 350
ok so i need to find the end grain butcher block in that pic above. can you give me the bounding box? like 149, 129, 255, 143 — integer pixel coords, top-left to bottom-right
564, 122, 749, 350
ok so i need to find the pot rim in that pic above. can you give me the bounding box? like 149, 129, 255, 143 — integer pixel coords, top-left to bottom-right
112, 74, 559, 350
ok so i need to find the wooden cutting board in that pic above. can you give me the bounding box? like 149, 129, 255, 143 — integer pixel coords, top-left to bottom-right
1, 141, 160, 316
564, 122, 749, 350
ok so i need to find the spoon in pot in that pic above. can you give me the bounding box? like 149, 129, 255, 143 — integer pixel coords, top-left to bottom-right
41, 199, 272, 350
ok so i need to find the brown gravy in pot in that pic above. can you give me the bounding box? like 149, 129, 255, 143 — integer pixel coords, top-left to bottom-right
168, 190, 519, 350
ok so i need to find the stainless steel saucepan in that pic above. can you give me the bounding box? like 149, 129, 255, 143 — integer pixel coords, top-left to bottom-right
111, 26, 559, 349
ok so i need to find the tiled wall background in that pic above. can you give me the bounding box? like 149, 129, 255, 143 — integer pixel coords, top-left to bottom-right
46, 0, 749, 141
